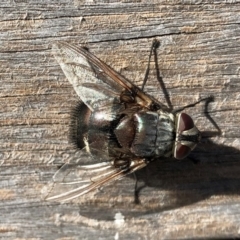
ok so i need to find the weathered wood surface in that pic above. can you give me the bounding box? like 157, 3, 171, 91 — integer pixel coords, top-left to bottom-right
1, 1, 240, 239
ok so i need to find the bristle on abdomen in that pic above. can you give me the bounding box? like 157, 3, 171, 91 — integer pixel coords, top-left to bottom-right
69, 101, 91, 150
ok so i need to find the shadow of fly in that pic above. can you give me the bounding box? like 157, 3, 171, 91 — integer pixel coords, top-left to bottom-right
44, 40, 218, 202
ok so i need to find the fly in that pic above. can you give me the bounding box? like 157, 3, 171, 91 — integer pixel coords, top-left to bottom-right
44, 40, 209, 202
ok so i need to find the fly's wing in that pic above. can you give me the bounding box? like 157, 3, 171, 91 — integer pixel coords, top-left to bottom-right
45, 42, 156, 201
52, 41, 165, 115
43, 156, 147, 202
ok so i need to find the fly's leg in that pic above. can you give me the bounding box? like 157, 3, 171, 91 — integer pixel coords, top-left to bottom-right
172, 96, 212, 114
173, 95, 221, 138
141, 39, 160, 91
142, 39, 173, 110
133, 172, 147, 205
202, 96, 221, 138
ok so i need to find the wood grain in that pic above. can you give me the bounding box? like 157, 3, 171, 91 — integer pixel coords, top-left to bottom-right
1, 1, 240, 239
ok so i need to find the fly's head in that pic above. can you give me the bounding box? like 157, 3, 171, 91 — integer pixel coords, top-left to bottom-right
173, 112, 201, 160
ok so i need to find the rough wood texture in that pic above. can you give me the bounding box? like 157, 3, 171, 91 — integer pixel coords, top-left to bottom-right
1, 1, 240, 239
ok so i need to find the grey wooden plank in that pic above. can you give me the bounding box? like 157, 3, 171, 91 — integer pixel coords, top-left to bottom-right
1, 1, 240, 239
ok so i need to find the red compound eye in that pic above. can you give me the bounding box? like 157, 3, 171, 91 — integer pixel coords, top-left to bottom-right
174, 113, 197, 160
177, 112, 194, 132
174, 142, 191, 160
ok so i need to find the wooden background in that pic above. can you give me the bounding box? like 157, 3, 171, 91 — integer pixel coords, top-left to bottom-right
1, 1, 240, 239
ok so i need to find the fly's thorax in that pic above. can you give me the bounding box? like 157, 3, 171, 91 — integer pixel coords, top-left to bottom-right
173, 112, 201, 160
116, 110, 175, 158
154, 110, 175, 157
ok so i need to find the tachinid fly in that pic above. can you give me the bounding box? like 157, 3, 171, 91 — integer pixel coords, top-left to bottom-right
45, 41, 202, 202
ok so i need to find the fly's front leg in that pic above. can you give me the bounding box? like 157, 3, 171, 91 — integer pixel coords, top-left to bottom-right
172, 96, 214, 114
202, 95, 221, 138
172, 95, 221, 138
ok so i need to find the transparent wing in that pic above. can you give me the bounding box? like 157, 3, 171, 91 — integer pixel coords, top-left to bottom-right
43, 157, 147, 202
45, 42, 161, 202
52, 41, 160, 115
